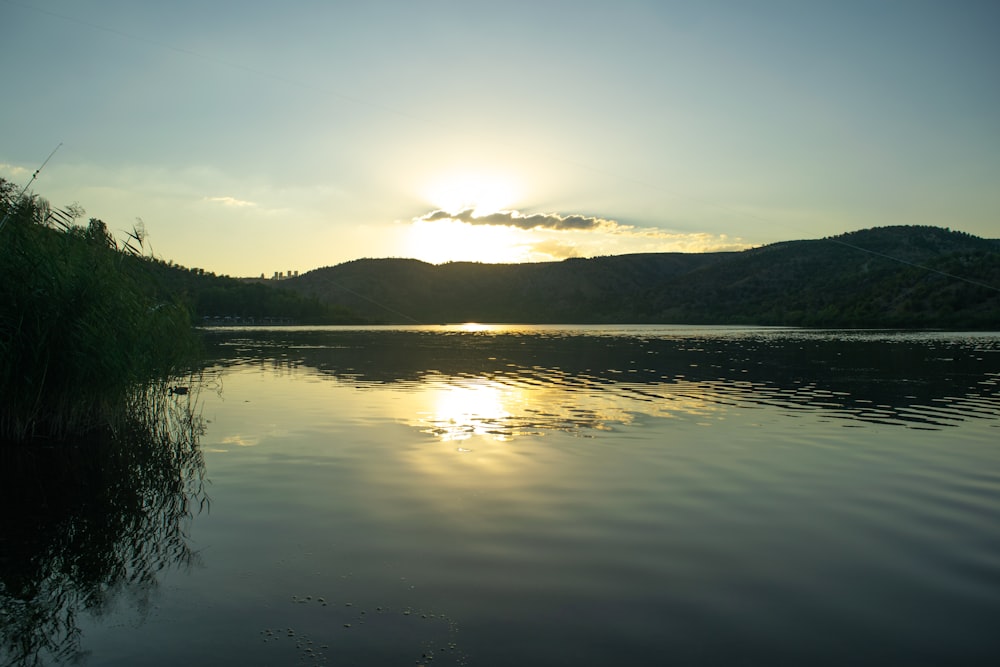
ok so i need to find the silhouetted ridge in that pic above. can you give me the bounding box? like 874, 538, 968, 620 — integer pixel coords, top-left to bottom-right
286, 226, 999, 328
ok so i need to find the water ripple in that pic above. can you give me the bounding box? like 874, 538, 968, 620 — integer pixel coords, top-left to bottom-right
203, 326, 1000, 435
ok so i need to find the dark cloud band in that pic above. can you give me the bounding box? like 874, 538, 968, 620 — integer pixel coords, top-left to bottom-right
418, 208, 618, 231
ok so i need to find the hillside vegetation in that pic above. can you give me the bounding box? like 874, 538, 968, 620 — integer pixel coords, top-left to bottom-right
284, 226, 1000, 328
139, 260, 364, 324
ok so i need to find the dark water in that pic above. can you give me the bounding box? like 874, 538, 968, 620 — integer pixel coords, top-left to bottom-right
3, 326, 999, 666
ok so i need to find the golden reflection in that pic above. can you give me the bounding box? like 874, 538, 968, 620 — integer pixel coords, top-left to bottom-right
221, 434, 259, 447
417, 379, 517, 442
211, 363, 734, 451
203, 365, 744, 513
410, 376, 717, 444
412, 374, 735, 445
457, 322, 493, 333
397, 378, 735, 506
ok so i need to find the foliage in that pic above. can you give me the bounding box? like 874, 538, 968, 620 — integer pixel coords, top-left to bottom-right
0, 181, 200, 442
137, 258, 364, 324
642, 227, 1000, 328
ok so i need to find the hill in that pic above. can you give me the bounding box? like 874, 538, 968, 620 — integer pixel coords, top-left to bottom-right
284, 226, 1000, 328
139, 259, 366, 324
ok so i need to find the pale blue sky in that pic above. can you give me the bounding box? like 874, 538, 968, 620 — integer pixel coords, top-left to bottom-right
2, 0, 997, 276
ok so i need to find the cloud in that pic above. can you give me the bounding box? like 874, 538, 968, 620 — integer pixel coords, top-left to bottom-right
629, 230, 751, 252
528, 240, 581, 259
418, 207, 619, 231
206, 195, 256, 208
0, 163, 30, 178
523, 230, 751, 261
414, 206, 754, 256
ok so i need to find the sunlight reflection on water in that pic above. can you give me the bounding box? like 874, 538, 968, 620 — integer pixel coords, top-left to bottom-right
414, 375, 634, 442
203, 325, 1000, 434
48, 326, 1000, 667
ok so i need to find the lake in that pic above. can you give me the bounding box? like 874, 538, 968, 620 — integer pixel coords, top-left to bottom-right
3, 325, 1000, 666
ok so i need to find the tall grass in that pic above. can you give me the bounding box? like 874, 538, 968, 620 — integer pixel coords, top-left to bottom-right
0, 186, 201, 442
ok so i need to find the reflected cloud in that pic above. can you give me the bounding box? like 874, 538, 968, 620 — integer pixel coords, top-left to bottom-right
413, 375, 641, 443
221, 433, 260, 447
409, 374, 742, 444
195, 328, 1000, 526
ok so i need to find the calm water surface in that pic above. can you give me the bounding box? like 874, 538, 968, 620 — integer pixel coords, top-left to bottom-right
4, 326, 1000, 666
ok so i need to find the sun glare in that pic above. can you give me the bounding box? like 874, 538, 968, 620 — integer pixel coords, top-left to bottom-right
407, 169, 533, 263
405, 218, 531, 264
423, 381, 514, 442
423, 171, 522, 216
458, 322, 493, 332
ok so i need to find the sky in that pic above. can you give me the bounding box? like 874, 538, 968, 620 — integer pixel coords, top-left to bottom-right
2, 0, 998, 277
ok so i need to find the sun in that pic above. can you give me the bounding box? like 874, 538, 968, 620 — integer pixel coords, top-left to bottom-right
404, 169, 533, 263
404, 218, 530, 264
422, 170, 522, 216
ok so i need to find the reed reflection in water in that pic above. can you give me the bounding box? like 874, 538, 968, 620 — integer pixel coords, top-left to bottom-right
0, 384, 207, 667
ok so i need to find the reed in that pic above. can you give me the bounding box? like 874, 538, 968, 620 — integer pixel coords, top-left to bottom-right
0, 185, 201, 443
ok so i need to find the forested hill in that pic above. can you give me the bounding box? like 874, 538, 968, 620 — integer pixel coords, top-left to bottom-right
284, 226, 1000, 328
139, 259, 363, 324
